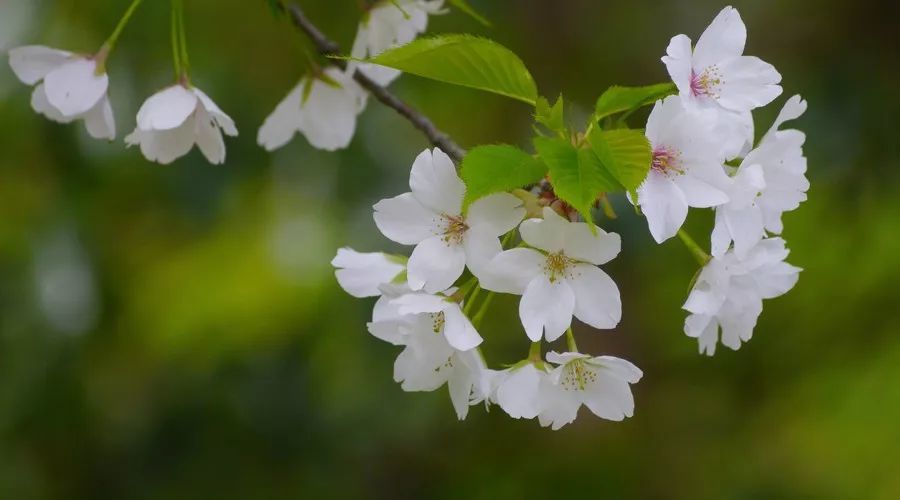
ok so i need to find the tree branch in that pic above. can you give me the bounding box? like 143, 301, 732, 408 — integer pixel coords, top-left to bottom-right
281, 2, 467, 163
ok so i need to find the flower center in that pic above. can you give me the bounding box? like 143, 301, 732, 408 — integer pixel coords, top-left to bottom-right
690, 66, 723, 98
441, 214, 469, 245
560, 359, 598, 391
544, 251, 575, 283
651, 146, 683, 175
430, 311, 445, 334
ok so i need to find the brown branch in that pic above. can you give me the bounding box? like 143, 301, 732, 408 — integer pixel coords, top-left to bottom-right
281, 2, 467, 163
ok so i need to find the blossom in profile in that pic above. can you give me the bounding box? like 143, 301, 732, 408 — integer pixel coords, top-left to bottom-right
125, 84, 237, 165
684, 237, 801, 355
258, 67, 366, 152
349, 0, 446, 86
8, 45, 115, 139
331, 248, 406, 298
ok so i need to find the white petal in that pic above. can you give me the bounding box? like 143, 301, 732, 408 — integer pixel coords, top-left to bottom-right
661, 34, 694, 100
447, 353, 475, 419
257, 81, 303, 151
725, 207, 765, 258
480, 248, 543, 294
194, 105, 226, 164
496, 364, 542, 419
410, 148, 464, 215
561, 219, 621, 266
716, 56, 782, 112
569, 264, 621, 330
637, 170, 688, 243
136, 85, 198, 131
331, 248, 405, 298
8, 45, 71, 85
391, 291, 448, 315
43, 58, 108, 116
442, 305, 482, 351
462, 226, 502, 282
373, 192, 439, 245
673, 165, 730, 208
297, 71, 363, 151
30, 83, 72, 123
692, 6, 746, 69
366, 319, 407, 345
762, 94, 807, 144
520, 276, 575, 342
593, 356, 643, 384
125, 120, 195, 165
583, 372, 635, 421
192, 87, 238, 136
467, 192, 525, 236
407, 235, 466, 293
519, 207, 566, 253
82, 95, 115, 140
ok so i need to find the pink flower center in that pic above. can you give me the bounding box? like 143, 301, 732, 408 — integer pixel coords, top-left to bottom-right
690, 66, 723, 98
651, 146, 682, 174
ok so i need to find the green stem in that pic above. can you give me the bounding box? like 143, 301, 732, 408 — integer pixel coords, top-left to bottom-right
177, 0, 190, 77
528, 341, 542, 362
170, 0, 181, 79
463, 285, 482, 316
96, 0, 144, 73
677, 228, 711, 266
565, 327, 578, 352
471, 292, 495, 328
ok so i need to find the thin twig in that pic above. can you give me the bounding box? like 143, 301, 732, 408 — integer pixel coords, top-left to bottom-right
281, 2, 467, 163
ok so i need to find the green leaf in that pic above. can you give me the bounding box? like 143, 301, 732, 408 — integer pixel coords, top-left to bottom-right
366, 35, 538, 105
587, 128, 652, 193
533, 138, 623, 226
461, 145, 547, 206
448, 0, 492, 26
535, 94, 565, 135
594, 83, 676, 120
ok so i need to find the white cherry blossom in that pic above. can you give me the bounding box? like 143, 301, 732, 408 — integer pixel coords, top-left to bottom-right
331, 248, 406, 298
711, 96, 809, 257
494, 362, 544, 419
373, 148, 525, 294
662, 6, 782, 114
538, 351, 642, 430
125, 84, 237, 165
258, 67, 366, 152
484, 207, 622, 342
349, 0, 446, 86
8, 45, 115, 140
388, 289, 482, 351
684, 237, 801, 355
637, 95, 731, 243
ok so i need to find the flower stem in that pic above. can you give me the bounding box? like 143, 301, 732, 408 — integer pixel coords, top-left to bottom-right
170, 0, 181, 79
677, 228, 711, 266
565, 327, 578, 352
463, 285, 482, 316
528, 341, 542, 363
177, 0, 190, 76
95, 0, 144, 74
471, 291, 495, 328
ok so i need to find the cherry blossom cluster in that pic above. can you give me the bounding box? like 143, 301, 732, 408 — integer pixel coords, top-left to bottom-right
638, 6, 807, 355
333, 6, 807, 428
7, 0, 444, 163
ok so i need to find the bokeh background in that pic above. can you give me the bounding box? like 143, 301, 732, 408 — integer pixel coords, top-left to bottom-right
1, 0, 898, 498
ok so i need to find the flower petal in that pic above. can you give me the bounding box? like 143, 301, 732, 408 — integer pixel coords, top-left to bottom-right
467, 192, 525, 236
661, 34, 694, 100
257, 81, 303, 151
462, 226, 502, 282
673, 163, 730, 208
520, 276, 575, 342
496, 364, 542, 419
442, 305, 482, 351
373, 192, 438, 245
569, 264, 621, 330
8, 45, 71, 85
561, 218, 621, 266
407, 235, 466, 293
43, 58, 108, 116
136, 85, 197, 131
297, 71, 364, 151
637, 170, 688, 243
519, 207, 566, 253
194, 105, 226, 164
125, 120, 195, 165
692, 6, 746, 70
480, 248, 543, 294
192, 87, 238, 136
410, 148, 464, 215
716, 56, 782, 112
82, 94, 115, 140
332, 248, 405, 298
30, 83, 72, 123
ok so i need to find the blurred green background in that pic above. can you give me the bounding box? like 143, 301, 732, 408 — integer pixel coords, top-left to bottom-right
1, 0, 898, 498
